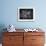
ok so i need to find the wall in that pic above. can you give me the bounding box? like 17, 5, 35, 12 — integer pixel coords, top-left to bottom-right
0, 0, 46, 30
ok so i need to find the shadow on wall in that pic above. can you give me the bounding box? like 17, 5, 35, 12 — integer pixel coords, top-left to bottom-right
0, 24, 7, 43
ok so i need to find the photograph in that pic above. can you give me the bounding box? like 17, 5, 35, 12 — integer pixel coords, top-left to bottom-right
18, 7, 35, 21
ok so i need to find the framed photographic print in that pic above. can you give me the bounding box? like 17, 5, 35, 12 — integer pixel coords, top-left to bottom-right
18, 7, 35, 21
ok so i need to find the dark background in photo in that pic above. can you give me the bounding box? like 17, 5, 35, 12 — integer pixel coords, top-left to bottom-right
19, 9, 33, 19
